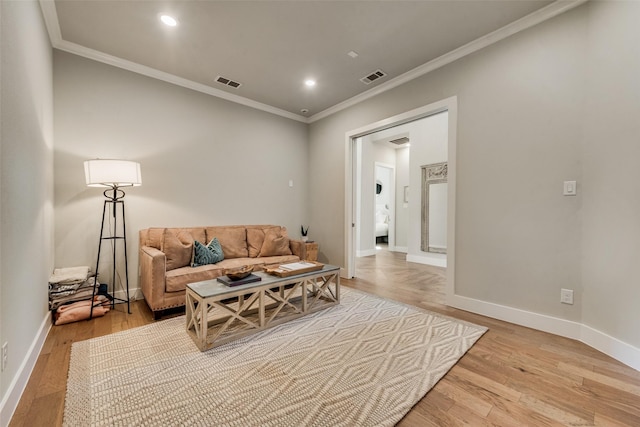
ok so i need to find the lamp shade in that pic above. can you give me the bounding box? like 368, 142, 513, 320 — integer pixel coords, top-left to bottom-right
84, 159, 142, 188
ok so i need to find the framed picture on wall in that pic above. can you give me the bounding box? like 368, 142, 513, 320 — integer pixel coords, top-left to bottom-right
404, 186, 409, 203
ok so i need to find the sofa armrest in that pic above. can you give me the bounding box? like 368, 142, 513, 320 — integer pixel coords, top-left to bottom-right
139, 245, 166, 311
289, 239, 307, 260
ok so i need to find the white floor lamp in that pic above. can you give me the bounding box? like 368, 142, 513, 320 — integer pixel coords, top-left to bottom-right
84, 159, 142, 319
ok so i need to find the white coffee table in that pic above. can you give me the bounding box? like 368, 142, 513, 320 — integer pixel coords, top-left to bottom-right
185, 264, 340, 351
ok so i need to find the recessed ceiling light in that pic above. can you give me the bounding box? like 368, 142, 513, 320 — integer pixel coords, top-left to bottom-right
160, 15, 178, 27
304, 79, 316, 87
347, 51, 359, 58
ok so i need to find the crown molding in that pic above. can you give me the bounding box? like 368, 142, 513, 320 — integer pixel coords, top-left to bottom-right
39, 0, 586, 125
38, 1, 309, 124
308, 0, 588, 123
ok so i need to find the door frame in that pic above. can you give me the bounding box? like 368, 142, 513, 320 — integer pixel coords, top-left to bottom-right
344, 96, 458, 301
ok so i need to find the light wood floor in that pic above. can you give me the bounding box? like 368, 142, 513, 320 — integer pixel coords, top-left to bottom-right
10, 249, 640, 426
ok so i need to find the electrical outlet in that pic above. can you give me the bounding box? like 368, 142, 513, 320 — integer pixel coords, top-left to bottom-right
560, 289, 574, 305
2, 342, 8, 372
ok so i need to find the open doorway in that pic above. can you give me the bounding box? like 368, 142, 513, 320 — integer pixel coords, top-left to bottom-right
345, 97, 457, 302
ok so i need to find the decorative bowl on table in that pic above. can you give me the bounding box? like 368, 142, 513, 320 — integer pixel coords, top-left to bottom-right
224, 265, 254, 281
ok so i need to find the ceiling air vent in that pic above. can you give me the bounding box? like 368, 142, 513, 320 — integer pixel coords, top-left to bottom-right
389, 137, 410, 145
215, 76, 242, 89
360, 69, 387, 85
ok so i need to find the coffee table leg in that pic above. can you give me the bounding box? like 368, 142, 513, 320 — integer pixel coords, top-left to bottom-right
259, 290, 265, 328
199, 299, 208, 350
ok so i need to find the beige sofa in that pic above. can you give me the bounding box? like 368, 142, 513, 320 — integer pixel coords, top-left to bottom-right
139, 225, 306, 318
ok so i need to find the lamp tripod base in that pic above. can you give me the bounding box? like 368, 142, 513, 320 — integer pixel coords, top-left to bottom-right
90, 189, 132, 319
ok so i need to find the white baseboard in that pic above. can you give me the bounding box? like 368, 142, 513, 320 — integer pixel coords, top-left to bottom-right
580, 324, 640, 372
112, 287, 143, 301
356, 249, 377, 258
406, 254, 447, 268
447, 294, 640, 371
0, 311, 52, 427
389, 246, 408, 253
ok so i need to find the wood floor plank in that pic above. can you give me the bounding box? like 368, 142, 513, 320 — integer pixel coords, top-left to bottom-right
487, 400, 569, 427
447, 365, 522, 402
579, 379, 640, 421
447, 403, 497, 426
518, 393, 594, 426
9, 247, 640, 426
559, 362, 640, 397
434, 380, 493, 418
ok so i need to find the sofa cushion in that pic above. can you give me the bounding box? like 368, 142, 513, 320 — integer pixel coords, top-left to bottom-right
247, 226, 281, 257
162, 229, 194, 271
205, 226, 248, 259
259, 228, 292, 257
166, 265, 223, 293
190, 228, 207, 244
146, 228, 165, 249
192, 238, 224, 266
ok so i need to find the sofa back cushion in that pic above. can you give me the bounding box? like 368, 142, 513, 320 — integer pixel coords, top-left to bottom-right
260, 228, 292, 257
140, 228, 206, 271
205, 226, 248, 259
162, 229, 195, 271
246, 226, 292, 257
247, 226, 279, 257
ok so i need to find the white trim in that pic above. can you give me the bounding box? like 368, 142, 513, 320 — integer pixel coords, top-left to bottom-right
390, 246, 408, 254
308, 0, 587, 123
0, 312, 52, 427
37, 1, 307, 124
39, 0, 585, 125
445, 101, 457, 301
406, 254, 447, 268
38, 0, 61, 43
447, 294, 640, 371
112, 287, 142, 302
356, 249, 377, 258
345, 97, 457, 283
581, 325, 640, 372
448, 294, 582, 338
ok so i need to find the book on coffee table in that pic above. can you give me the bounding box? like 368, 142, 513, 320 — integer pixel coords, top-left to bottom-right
217, 273, 262, 287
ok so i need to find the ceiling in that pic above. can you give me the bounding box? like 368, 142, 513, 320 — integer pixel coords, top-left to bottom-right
44, 1, 577, 122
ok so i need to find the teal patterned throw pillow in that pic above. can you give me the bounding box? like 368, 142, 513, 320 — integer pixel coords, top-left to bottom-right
192, 238, 224, 267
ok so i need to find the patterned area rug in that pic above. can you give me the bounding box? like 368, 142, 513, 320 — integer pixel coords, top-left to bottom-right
64, 288, 487, 426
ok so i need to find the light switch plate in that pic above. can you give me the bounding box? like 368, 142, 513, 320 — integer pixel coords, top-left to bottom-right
563, 180, 577, 196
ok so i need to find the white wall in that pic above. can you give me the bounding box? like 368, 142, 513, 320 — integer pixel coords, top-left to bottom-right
0, 1, 54, 423
406, 111, 448, 265
581, 1, 640, 348
53, 51, 309, 294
